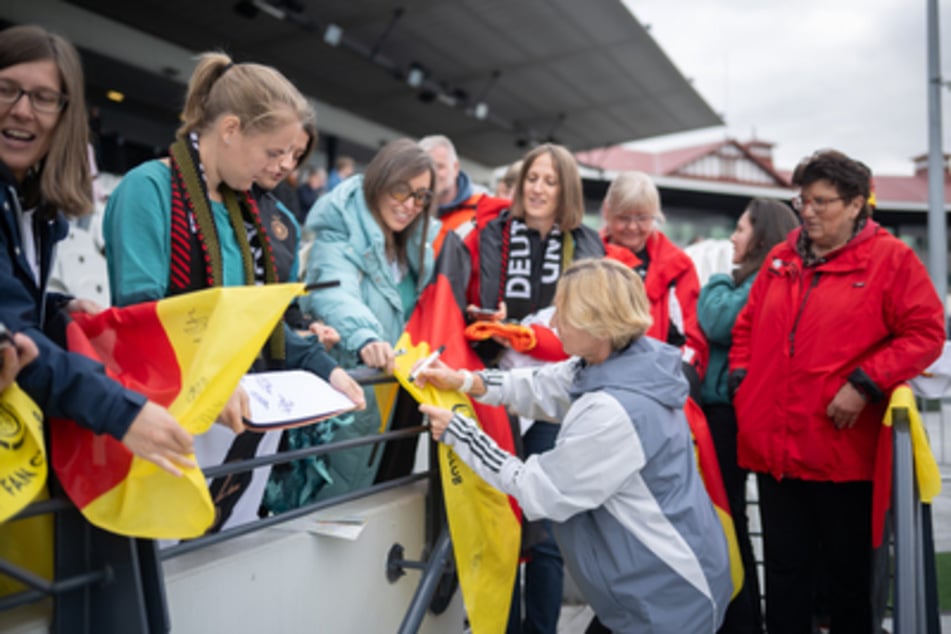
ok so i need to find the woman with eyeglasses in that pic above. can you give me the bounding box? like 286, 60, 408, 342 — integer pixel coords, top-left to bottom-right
601, 171, 708, 393
729, 150, 945, 634
0, 24, 196, 476
697, 198, 799, 634
273, 138, 438, 504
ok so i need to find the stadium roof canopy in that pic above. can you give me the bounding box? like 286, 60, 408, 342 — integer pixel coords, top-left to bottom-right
62, 0, 720, 166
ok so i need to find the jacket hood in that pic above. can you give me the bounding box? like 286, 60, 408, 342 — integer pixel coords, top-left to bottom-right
438, 170, 473, 215
571, 336, 688, 410
785, 219, 880, 257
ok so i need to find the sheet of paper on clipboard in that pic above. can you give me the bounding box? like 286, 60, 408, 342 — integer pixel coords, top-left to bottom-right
240, 370, 358, 430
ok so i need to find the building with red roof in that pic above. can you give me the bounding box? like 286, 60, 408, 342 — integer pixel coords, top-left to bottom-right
576, 139, 950, 262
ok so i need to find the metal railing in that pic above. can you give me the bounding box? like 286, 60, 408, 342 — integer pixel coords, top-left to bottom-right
0, 371, 453, 634
890, 406, 942, 634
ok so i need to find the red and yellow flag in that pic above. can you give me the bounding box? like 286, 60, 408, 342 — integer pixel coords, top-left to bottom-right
684, 397, 744, 599
396, 244, 520, 634
51, 284, 303, 539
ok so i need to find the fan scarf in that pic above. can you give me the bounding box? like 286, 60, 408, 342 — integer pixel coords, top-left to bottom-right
168, 134, 285, 364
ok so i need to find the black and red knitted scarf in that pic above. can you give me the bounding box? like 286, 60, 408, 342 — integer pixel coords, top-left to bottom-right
168, 134, 285, 363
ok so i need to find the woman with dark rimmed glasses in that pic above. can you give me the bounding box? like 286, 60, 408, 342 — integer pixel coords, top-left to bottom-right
272, 138, 439, 505
0, 24, 196, 476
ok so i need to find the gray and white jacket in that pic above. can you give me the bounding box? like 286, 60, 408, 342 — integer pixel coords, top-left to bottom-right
440, 336, 731, 633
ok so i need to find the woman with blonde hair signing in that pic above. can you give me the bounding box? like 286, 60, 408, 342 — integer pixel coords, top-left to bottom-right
417, 258, 732, 633
602, 171, 708, 390
474, 143, 604, 634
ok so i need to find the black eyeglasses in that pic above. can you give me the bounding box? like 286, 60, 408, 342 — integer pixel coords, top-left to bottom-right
389, 182, 434, 208
0, 79, 68, 114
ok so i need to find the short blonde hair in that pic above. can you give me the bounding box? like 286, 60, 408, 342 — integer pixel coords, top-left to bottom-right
554, 258, 652, 350
601, 171, 666, 224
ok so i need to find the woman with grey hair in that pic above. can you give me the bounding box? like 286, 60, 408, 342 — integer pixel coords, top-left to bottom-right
602, 171, 708, 391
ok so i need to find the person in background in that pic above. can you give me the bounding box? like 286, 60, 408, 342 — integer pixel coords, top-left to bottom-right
0, 24, 195, 476
698, 198, 799, 634
495, 159, 522, 199
475, 143, 604, 634
419, 134, 508, 258
729, 150, 945, 634
252, 117, 339, 349
252, 116, 314, 283
601, 171, 708, 392
325, 154, 354, 193
283, 138, 437, 503
296, 166, 326, 221
417, 258, 732, 633
0, 329, 38, 393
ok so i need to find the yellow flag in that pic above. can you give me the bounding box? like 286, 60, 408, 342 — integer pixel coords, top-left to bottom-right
393, 334, 520, 634
884, 385, 942, 502
0, 383, 46, 523
0, 383, 52, 598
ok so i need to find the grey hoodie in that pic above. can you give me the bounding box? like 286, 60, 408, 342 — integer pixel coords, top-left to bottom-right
441, 336, 731, 633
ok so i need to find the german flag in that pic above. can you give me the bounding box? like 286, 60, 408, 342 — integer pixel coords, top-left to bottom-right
50, 284, 302, 539
684, 397, 745, 599
394, 233, 520, 634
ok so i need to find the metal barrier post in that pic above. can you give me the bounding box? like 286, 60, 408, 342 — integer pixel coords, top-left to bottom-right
891, 407, 922, 634
394, 528, 453, 634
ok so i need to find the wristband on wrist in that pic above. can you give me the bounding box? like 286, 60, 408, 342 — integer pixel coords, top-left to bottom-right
459, 370, 474, 394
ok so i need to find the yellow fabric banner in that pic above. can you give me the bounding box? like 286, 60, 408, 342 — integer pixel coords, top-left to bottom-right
393, 334, 520, 634
884, 385, 942, 502
0, 383, 46, 523
0, 384, 52, 598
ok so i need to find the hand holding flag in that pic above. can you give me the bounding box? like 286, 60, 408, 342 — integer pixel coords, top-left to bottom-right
52, 283, 306, 539
121, 401, 196, 477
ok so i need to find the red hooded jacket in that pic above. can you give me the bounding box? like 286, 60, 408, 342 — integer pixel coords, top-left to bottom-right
605, 231, 709, 379
729, 222, 945, 482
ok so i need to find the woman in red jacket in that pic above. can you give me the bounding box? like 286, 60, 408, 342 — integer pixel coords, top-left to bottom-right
601, 171, 708, 390
729, 150, 945, 634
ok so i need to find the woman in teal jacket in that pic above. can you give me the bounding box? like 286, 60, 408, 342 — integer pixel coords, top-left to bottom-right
268, 139, 439, 507
697, 198, 798, 634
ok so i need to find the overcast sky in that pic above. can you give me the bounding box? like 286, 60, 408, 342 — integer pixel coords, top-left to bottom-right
621, 0, 951, 177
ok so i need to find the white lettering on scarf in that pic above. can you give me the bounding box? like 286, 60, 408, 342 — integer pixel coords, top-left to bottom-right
541, 237, 562, 284
505, 222, 531, 299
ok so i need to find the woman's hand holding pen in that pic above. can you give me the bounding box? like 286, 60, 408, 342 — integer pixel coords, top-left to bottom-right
411, 358, 460, 390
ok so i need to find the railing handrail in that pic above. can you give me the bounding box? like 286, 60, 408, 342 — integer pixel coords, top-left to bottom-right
0, 371, 444, 632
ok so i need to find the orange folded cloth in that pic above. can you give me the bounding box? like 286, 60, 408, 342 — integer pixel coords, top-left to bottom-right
464, 321, 537, 352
